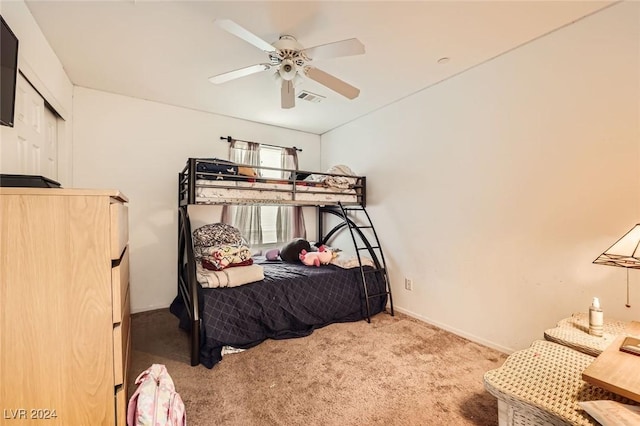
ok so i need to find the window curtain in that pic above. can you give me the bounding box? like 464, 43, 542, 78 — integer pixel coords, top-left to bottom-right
276, 148, 306, 241
221, 141, 263, 245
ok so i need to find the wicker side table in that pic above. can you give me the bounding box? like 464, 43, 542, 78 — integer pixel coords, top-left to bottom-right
544, 313, 630, 357
483, 340, 635, 426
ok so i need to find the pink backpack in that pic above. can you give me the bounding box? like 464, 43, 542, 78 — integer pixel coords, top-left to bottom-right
127, 364, 186, 426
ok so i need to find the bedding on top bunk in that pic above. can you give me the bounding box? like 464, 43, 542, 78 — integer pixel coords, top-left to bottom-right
194, 159, 357, 188
189, 159, 361, 204
195, 158, 257, 180
170, 257, 387, 369
194, 179, 358, 204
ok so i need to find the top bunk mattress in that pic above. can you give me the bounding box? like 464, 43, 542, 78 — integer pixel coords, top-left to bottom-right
194, 179, 358, 205
180, 158, 366, 206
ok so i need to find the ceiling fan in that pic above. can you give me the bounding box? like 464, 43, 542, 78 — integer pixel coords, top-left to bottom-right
209, 19, 365, 109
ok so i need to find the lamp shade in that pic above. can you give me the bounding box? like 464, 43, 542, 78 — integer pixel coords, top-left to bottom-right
593, 224, 640, 269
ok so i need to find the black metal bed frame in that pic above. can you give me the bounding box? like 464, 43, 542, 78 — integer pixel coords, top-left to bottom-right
177, 158, 393, 366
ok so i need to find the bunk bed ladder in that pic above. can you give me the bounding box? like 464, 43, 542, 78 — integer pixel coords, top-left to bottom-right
320, 203, 394, 323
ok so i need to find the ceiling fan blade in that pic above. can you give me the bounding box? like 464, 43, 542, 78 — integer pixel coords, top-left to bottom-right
208, 64, 272, 84
302, 38, 365, 61
281, 79, 295, 109
305, 67, 360, 99
214, 19, 277, 53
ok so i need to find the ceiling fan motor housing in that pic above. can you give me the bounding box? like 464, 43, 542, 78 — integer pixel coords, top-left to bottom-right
272, 36, 305, 81
274, 35, 302, 52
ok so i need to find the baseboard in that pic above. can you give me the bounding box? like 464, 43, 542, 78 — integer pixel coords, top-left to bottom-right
131, 303, 171, 315
393, 306, 515, 355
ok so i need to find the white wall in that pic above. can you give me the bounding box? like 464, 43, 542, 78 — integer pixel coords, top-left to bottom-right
72, 88, 321, 312
0, 1, 74, 184
321, 1, 640, 353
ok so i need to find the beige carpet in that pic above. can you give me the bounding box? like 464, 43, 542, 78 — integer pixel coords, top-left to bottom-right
129, 309, 507, 426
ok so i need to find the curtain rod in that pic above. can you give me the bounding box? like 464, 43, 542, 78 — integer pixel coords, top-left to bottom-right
220, 135, 302, 152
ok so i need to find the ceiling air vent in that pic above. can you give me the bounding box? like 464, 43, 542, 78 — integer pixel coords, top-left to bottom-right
297, 90, 325, 103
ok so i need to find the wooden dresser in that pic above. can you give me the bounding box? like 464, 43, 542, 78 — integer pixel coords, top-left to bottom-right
0, 188, 131, 425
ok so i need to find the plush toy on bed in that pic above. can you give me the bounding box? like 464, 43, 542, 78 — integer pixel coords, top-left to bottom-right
265, 238, 312, 262
299, 245, 336, 267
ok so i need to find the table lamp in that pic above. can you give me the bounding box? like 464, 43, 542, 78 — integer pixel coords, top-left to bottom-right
593, 224, 640, 307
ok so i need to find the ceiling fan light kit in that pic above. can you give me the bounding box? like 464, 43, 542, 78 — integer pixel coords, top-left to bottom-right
278, 59, 298, 81
209, 19, 364, 109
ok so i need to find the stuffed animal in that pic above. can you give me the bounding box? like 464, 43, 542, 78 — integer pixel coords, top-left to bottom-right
299, 245, 335, 267
280, 238, 311, 262
265, 248, 280, 261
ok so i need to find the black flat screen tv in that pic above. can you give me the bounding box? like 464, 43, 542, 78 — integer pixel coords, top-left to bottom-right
0, 15, 19, 128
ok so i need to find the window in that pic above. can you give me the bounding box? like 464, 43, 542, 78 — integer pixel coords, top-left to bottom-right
257, 146, 281, 245
225, 141, 305, 248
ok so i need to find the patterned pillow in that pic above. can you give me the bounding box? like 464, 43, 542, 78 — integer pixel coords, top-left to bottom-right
193, 223, 243, 248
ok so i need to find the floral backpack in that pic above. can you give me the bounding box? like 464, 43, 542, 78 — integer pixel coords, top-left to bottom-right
127, 364, 186, 426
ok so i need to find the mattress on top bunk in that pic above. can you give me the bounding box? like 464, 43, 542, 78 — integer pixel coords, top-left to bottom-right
194, 179, 358, 205
170, 257, 387, 369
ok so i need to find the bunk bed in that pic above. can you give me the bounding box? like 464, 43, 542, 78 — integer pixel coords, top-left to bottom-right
172, 157, 394, 368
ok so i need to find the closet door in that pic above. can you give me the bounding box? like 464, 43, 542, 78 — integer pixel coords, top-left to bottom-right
0, 73, 58, 180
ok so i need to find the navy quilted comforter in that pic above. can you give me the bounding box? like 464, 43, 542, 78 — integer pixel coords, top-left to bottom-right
171, 258, 387, 368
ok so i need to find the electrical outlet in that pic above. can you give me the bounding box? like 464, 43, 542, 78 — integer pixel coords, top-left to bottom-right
404, 278, 413, 291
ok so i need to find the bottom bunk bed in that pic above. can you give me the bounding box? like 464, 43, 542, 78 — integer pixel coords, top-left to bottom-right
170, 257, 388, 369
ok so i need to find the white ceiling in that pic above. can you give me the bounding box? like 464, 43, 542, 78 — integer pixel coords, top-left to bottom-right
24, 1, 613, 135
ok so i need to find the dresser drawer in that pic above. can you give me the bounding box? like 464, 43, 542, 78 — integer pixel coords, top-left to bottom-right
115, 331, 131, 426
110, 202, 129, 260
112, 246, 130, 324
113, 290, 131, 386
115, 384, 126, 426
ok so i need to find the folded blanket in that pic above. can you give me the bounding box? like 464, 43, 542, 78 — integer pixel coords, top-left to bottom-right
305, 165, 357, 189
330, 255, 376, 269
196, 244, 252, 270
202, 257, 253, 271
323, 165, 357, 189
196, 263, 265, 288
